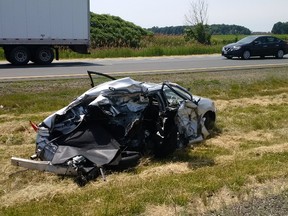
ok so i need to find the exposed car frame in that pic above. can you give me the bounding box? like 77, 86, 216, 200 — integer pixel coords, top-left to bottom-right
11, 71, 216, 185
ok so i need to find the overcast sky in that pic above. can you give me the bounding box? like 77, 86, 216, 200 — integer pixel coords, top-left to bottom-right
90, 0, 288, 32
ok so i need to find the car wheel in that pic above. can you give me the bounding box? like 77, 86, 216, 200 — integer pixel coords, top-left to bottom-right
242, 50, 251, 60
203, 112, 216, 131
276, 50, 284, 59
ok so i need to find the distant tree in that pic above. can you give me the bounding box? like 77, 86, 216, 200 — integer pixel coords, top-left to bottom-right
184, 0, 211, 45
90, 13, 150, 48
210, 24, 251, 35
148, 26, 186, 35
148, 24, 251, 36
272, 22, 288, 34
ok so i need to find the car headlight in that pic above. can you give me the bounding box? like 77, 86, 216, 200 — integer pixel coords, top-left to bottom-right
232, 46, 241, 51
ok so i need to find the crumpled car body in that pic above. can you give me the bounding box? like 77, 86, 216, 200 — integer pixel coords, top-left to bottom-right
11, 71, 216, 185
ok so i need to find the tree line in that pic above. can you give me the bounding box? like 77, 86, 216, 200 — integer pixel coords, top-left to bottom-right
148, 24, 252, 35
89, 12, 288, 48
272, 22, 288, 34
149, 22, 288, 36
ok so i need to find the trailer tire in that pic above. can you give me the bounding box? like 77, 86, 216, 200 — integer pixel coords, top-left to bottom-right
9, 46, 30, 65
34, 46, 54, 65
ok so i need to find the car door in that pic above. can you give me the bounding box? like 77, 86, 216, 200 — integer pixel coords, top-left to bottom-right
162, 83, 193, 107
251, 37, 267, 56
265, 37, 280, 56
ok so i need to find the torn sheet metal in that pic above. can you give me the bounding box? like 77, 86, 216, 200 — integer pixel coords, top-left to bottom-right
11, 71, 216, 185
176, 100, 202, 143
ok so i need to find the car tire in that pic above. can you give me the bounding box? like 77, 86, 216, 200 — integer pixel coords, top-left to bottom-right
242, 50, 251, 60
117, 151, 141, 169
203, 112, 216, 131
276, 50, 284, 59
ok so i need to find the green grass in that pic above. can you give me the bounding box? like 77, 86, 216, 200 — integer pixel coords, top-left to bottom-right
220, 104, 288, 131
0, 67, 287, 116
58, 43, 222, 59
0, 67, 288, 215
2, 152, 288, 216
0, 48, 4, 59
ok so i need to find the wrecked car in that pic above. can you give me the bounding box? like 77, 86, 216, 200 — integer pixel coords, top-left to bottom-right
12, 71, 216, 185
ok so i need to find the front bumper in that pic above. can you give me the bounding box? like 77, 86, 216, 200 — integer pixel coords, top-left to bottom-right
222, 48, 242, 58
11, 157, 78, 175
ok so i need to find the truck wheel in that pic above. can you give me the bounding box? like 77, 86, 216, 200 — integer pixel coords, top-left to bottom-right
35, 47, 54, 65
9, 46, 30, 65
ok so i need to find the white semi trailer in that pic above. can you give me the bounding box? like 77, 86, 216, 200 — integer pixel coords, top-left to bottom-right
0, 0, 90, 65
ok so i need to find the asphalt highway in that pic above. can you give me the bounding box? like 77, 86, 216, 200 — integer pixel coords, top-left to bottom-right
1, 54, 288, 81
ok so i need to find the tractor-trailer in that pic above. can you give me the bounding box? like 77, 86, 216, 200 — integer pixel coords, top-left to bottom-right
0, 0, 90, 65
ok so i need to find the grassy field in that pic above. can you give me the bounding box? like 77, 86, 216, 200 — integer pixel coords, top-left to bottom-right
0, 67, 288, 215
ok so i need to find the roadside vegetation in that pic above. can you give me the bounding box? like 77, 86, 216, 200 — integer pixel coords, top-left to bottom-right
1, 12, 288, 60
2, 34, 287, 60
0, 67, 288, 215
42, 33, 288, 59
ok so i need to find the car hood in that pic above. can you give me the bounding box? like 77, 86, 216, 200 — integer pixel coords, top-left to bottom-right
42, 77, 150, 128
224, 42, 238, 48
193, 95, 216, 116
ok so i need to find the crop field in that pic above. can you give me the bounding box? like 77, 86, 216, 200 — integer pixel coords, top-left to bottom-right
0, 66, 288, 215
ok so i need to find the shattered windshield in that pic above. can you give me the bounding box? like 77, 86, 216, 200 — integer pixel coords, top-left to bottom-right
163, 84, 192, 106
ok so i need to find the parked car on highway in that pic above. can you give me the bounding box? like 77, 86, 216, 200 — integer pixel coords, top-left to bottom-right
222, 35, 288, 60
11, 71, 216, 185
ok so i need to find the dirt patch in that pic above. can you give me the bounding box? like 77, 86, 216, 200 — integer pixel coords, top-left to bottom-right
207, 130, 275, 153
140, 162, 191, 178
142, 204, 185, 216
0, 181, 79, 207
215, 92, 288, 111
215, 142, 288, 165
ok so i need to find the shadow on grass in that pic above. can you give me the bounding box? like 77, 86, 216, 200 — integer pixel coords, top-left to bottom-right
145, 124, 223, 169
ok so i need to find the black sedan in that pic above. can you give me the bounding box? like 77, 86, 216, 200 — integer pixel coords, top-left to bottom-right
222, 35, 288, 60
